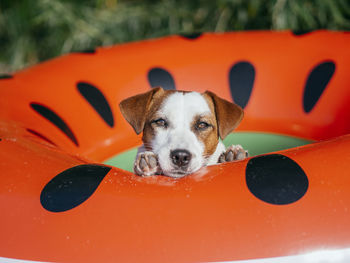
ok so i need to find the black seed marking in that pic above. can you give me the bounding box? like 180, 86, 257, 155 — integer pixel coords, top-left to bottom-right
30, 103, 79, 146
292, 30, 314, 36
74, 49, 96, 54
27, 128, 57, 146
246, 154, 308, 205
303, 61, 335, 113
41, 164, 111, 212
180, 33, 202, 40
77, 82, 114, 127
0, 74, 13, 79
229, 61, 255, 109
148, 68, 176, 90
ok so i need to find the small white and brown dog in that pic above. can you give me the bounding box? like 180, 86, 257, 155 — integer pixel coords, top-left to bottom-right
119, 87, 248, 178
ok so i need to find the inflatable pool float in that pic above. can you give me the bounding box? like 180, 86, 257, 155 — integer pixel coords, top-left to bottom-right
0, 30, 350, 263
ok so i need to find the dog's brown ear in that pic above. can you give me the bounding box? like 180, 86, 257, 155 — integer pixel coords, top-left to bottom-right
205, 91, 244, 139
119, 87, 163, 134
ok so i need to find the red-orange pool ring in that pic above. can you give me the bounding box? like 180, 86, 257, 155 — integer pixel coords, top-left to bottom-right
1, 31, 350, 263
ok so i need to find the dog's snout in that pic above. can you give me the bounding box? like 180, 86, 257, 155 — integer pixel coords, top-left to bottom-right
170, 149, 192, 167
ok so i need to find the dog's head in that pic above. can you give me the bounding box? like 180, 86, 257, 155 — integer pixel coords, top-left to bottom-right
119, 87, 243, 177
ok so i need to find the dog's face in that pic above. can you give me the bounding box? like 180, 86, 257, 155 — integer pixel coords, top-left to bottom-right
119, 87, 243, 177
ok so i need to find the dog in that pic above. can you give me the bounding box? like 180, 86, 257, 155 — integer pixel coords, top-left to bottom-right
119, 87, 248, 178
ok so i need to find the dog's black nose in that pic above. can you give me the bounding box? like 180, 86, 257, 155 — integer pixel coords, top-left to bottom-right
170, 149, 192, 167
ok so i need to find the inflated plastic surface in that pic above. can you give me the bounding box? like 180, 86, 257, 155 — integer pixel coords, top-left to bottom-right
0, 31, 350, 263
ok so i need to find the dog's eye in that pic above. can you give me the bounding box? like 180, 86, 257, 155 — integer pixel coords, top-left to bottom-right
196, 121, 210, 130
153, 118, 168, 128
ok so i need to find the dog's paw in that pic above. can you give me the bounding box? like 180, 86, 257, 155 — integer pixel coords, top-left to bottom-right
134, 151, 161, 176
218, 145, 248, 163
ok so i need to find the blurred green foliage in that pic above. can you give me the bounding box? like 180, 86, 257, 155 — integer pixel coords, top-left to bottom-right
0, 0, 349, 72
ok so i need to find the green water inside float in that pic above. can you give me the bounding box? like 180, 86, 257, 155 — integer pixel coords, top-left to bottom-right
103, 132, 312, 172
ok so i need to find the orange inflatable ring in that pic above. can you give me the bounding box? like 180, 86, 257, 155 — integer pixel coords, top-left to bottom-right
1, 31, 350, 263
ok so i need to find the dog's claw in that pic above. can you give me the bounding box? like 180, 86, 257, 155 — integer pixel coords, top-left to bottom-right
226, 150, 234, 161
134, 151, 161, 176
139, 157, 148, 170
148, 155, 158, 169
218, 145, 248, 163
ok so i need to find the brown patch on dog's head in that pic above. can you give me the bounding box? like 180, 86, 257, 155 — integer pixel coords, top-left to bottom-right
191, 95, 219, 159
119, 87, 165, 134
119, 87, 176, 150
204, 91, 244, 139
